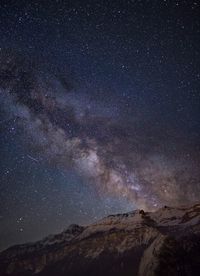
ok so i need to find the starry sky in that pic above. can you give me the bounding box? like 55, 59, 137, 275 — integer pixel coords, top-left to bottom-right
0, 0, 200, 251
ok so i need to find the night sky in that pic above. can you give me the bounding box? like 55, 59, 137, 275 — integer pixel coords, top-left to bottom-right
0, 0, 200, 251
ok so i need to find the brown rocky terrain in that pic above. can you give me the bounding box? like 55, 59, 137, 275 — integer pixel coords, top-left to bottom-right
0, 203, 200, 276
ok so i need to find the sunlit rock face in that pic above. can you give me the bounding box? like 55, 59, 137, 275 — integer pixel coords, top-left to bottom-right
0, 203, 200, 276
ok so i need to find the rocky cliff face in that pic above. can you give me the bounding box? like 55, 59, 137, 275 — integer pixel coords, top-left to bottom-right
0, 203, 200, 276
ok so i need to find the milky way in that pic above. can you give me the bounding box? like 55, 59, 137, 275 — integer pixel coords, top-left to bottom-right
1, 49, 199, 211
0, 0, 200, 250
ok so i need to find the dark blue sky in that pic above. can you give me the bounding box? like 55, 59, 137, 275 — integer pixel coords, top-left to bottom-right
0, 0, 200, 250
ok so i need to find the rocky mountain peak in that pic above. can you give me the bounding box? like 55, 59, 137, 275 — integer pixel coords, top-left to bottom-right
0, 203, 200, 276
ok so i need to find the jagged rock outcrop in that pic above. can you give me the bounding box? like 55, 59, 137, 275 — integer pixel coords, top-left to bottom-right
0, 204, 200, 276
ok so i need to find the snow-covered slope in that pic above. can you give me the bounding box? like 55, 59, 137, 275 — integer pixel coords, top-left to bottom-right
0, 203, 200, 276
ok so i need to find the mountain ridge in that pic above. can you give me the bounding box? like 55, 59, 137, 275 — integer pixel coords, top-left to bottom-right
1, 203, 200, 276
